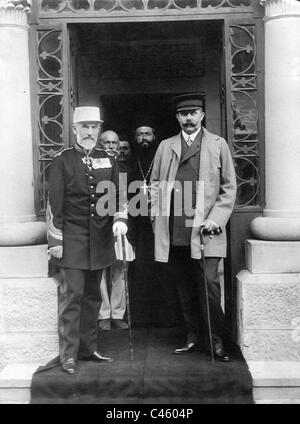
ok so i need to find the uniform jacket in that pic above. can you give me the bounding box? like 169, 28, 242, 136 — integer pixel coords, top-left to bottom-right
47, 146, 126, 270
150, 127, 237, 262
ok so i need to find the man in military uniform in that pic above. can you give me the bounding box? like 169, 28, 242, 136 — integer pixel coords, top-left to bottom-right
150, 94, 237, 361
47, 107, 127, 374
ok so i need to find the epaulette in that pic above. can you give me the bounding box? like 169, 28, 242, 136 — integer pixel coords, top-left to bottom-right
54, 147, 74, 157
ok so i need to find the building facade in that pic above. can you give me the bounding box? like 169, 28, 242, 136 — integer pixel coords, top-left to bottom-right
0, 0, 300, 387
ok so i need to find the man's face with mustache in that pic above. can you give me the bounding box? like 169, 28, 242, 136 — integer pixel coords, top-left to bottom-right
135, 126, 155, 149
176, 108, 205, 135
118, 140, 131, 162
100, 130, 119, 156
73, 122, 100, 150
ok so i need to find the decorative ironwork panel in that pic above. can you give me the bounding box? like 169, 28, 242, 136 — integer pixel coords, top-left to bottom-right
37, 29, 64, 213
229, 24, 260, 208
40, 0, 252, 14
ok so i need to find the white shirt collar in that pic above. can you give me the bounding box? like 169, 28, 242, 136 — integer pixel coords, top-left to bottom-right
182, 127, 201, 143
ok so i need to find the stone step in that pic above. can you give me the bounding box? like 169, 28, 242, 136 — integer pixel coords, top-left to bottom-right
249, 361, 300, 403
1, 361, 300, 404
0, 364, 39, 404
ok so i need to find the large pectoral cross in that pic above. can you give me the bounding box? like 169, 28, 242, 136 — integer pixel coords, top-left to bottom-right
141, 179, 148, 196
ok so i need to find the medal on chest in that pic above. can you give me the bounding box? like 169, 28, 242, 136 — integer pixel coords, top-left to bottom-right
91, 158, 111, 169
82, 156, 112, 170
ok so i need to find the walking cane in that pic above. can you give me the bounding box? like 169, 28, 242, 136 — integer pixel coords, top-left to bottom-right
121, 234, 134, 361
199, 226, 214, 364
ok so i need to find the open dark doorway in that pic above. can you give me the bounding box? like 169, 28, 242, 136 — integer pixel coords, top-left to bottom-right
70, 20, 225, 326
71, 20, 223, 141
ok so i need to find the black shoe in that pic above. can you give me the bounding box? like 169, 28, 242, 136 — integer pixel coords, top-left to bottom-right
173, 342, 200, 355
213, 340, 232, 362
79, 351, 113, 363
62, 358, 77, 374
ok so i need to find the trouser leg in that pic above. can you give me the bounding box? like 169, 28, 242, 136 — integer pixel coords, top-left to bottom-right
78, 269, 103, 357
99, 267, 111, 320
58, 268, 85, 363
110, 260, 126, 320
169, 246, 201, 343
193, 257, 226, 345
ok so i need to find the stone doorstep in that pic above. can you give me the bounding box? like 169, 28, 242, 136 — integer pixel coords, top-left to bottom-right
0, 364, 40, 404
1, 362, 300, 404
255, 399, 300, 404
249, 361, 300, 403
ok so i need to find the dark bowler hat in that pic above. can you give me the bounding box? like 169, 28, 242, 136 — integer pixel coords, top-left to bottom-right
171, 93, 205, 112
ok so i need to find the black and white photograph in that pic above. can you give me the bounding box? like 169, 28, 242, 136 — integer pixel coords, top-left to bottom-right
0, 0, 300, 407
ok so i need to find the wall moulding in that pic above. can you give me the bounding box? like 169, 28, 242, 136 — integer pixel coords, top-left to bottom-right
260, 0, 300, 19
37, 0, 253, 19
0, 0, 31, 26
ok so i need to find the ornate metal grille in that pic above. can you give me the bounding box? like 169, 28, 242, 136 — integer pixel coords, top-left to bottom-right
37, 29, 64, 213
40, 0, 252, 14
229, 24, 260, 208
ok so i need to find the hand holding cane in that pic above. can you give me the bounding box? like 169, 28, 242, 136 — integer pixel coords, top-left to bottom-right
121, 234, 134, 361
199, 226, 214, 364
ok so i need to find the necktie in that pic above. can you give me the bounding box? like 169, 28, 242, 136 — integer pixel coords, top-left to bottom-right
187, 136, 192, 147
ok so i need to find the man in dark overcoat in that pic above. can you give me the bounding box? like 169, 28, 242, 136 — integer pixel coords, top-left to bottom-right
47, 106, 127, 374
150, 94, 237, 361
128, 123, 179, 326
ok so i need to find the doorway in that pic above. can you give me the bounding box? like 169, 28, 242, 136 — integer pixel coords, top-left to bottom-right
34, 10, 263, 338
69, 20, 225, 324
70, 21, 223, 140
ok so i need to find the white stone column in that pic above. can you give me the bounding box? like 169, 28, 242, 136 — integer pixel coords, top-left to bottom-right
251, 0, 300, 241
0, 2, 57, 372
237, 1, 300, 366
0, 0, 46, 245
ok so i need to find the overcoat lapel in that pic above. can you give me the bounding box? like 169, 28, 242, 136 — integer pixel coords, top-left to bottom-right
170, 133, 181, 160
180, 132, 202, 165
199, 128, 221, 182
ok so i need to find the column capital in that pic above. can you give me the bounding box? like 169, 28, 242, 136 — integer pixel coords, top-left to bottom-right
260, 0, 300, 20
0, 1, 31, 28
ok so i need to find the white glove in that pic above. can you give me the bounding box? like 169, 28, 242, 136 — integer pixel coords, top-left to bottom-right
113, 222, 128, 236
48, 245, 63, 259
